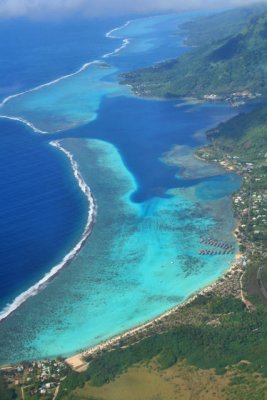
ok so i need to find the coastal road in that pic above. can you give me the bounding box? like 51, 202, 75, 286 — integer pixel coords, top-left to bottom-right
52, 384, 60, 400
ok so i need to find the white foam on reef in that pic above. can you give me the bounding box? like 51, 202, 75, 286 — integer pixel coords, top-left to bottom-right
0, 61, 100, 109
0, 115, 48, 133
103, 38, 130, 59
105, 20, 132, 39
0, 140, 97, 322
103, 20, 132, 59
0, 20, 133, 111
0, 18, 133, 321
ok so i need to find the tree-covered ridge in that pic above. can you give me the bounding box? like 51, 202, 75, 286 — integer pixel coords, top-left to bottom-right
182, 3, 267, 47
121, 9, 267, 99
206, 104, 267, 162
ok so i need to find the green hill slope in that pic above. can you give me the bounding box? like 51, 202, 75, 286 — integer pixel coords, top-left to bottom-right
206, 105, 267, 163
121, 8, 267, 99
182, 4, 267, 46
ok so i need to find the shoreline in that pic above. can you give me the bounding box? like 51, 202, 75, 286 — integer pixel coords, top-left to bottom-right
0, 15, 246, 368
66, 252, 244, 372
66, 146, 245, 372
0, 138, 246, 370
0, 133, 243, 369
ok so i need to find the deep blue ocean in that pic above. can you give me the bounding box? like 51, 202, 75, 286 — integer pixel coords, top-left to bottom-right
0, 16, 125, 311
0, 12, 244, 363
63, 96, 238, 202
0, 17, 126, 101
0, 12, 206, 309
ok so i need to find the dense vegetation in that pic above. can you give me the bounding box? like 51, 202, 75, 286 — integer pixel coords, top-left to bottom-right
206, 104, 267, 162
182, 4, 267, 46
1, 6, 267, 400
58, 295, 267, 397
0, 375, 15, 400
121, 6, 267, 98
58, 13, 267, 395
57, 8, 267, 398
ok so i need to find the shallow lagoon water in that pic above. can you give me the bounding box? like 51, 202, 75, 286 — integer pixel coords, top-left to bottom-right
0, 12, 241, 363
0, 138, 239, 362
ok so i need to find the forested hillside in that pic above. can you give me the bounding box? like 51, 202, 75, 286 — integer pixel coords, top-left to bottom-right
122, 6, 267, 99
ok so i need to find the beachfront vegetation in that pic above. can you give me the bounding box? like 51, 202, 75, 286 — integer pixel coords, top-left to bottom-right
121, 6, 267, 99
1, 5, 267, 400
57, 49, 267, 400
56, 294, 267, 399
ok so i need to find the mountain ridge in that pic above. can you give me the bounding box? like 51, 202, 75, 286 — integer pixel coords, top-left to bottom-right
121, 6, 267, 99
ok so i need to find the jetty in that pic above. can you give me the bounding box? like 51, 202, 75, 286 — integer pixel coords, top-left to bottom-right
198, 237, 235, 256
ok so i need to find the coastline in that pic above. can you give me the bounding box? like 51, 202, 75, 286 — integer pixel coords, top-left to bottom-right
66, 140, 247, 372
66, 252, 244, 372
0, 133, 242, 368
0, 15, 247, 367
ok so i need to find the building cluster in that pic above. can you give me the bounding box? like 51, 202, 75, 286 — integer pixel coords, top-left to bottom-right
1, 359, 67, 399
203, 91, 261, 106
233, 175, 267, 236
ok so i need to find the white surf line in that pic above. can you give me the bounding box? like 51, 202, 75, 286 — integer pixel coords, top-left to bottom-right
0, 115, 70, 135
103, 20, 132, 59
0, 19, 133, 120
0, 140, 97, 323
0, 60, 100, 108
105, 20, 132, 38
0, 115, 48, 134
0, 18, 136, 322
0, 20, 133, 109
103, 38, 131, 59
0, 60, 101, 133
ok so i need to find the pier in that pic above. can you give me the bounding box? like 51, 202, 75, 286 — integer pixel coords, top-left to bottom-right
198, 237, 235, 256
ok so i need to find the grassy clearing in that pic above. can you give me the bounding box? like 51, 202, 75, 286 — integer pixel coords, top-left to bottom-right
70, 362, 228, 400
63, 360, 267, 400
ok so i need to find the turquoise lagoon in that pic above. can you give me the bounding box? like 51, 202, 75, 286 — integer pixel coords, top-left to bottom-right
0, 12, 241, 363
0, 138, 239, 362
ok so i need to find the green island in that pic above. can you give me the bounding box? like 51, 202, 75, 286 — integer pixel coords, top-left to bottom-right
1, 5, 267, 400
